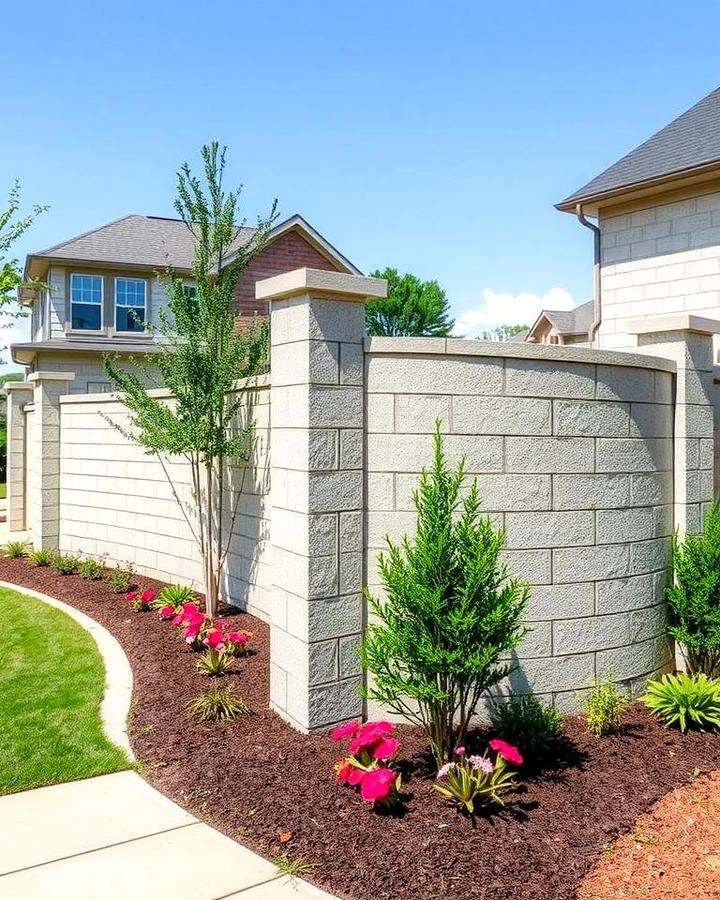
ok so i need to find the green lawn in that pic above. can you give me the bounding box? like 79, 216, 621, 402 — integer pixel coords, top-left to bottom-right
0, 587, 130, 794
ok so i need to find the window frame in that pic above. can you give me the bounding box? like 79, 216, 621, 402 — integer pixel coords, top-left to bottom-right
114, 276, 148, 335
69, 272, 104, 333
65, 269, 152, 338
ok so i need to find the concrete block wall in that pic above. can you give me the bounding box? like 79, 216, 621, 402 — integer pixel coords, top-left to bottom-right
57, 378, 272, 620
599, 189, 720, 351
365, 338, 677, 708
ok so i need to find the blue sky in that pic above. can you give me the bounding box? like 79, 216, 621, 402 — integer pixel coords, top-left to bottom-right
5, 0, 720, 364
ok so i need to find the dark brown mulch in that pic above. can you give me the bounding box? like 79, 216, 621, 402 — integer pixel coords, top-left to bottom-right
5, 557, 720, 900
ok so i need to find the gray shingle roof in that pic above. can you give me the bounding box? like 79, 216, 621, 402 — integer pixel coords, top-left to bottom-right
33, 215, 256, 271
529, 300, 594, 339
558, 86, 720, 208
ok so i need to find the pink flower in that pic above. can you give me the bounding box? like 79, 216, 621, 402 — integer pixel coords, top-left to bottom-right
126, 591, 138, 603
160, 605, 176, 619
347, 767, 365, 786
214, 619, 229, 629
336, 761, 354, 783
360, 768, 396, 802
348, 721, 395, 753
206, 630, 225, 649
455, 746, 466, 756
373, 737, 400, 760
227, 631, 248, 645
469, 755, 494, 774
436, 762, 457, 779
140, 589, 157, 604
331, 721, 360, 742
489, 739, 524, 767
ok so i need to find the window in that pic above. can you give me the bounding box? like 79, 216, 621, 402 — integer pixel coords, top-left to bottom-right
115, 277, 147, 332
70, 274, 103, 330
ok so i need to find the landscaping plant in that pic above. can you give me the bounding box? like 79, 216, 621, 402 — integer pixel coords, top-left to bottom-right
583, 671, 628, 736
106, 563, 134, 593
333, 720, 401, 808
4, 540, 28, 558
105, 142, 277, 618
489, 695, 563, 759
360, 423, 529, 765
78, 557, 103, 580
51, 554, 79, 576
29, 548, 54, 567
169, 601, 250, 654
187, 685, 247, 721
643, 671, 720, 733
157, 583, 197, 612
197, 648, 234, 677
434, 741, 522, 814
665, 502, 720, 676
127, 589, 158, 611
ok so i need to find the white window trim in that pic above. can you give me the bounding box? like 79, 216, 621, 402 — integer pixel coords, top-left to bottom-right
114, 276, 148, 335
70, 272, 104, 332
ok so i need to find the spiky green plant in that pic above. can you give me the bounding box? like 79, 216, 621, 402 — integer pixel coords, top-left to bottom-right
4, 541, 28, 559
104, 143, 277, 618
643, 671, 720, 732
29, 548, 55, 567
186, 685, 247, 721
489, 695, 563, 758
274, 854, 316, 880
196, 648, 234, 677
78, 557, 103, 580
157, 583, 197, 611
582, 671, 628, 737
665, 502, 720, 676
360, 423, 529, 765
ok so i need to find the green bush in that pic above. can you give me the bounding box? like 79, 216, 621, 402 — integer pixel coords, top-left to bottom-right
666, 502, 720, 676
29, 548, 55, 567
4, 541, 29, 559
78, 557, 103, 581
360, 423, 529, 766
489, 695, 563, 759
582, 671, 628, 737
187, 685, 247, 721
51, 554, 79, 576
157, 583, 197, 610
643, 671, 720, 733
106, 563, 134, 594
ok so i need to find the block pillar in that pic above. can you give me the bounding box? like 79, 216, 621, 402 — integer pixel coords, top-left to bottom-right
5, 381, 33, 531
258, 268, 386, 731
629, 314, 720, 536
27, 372, 75, 550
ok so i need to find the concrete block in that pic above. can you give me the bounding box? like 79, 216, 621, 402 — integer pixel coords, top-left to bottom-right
595, 438, 671, 473
505, 510, 595, 549
308, 298, 365, 343
339, 342, 363, 385
553, 400, 629, 437
339, 551, 362, 594
366, 355, 504, 395
366, 511, 418, 548
596, 634, 672, 681
309, 638, 339, 685
301, 594, 364, 642
452, 396, 551, 435
308, 676, 363, 728
505, 437, 595, 474
526, 582, 595, 621
500, 549, 551, 584
339, 429, 363, 469
339, 511, 362, 551
468, 474, 553, 512
553, 613, 628, 655
652, 504, 674, 538
553, 544, 630, 583
505, 359, 595, 399
308, 385, 362, 428
631, 472, 673, 506
367, 472, 394, 510
628, 403, 673, 438
553, 473, 631, 510
595, 366, 661, 404
630, 537, 670, 575
308, 471, 362, 513
628, 604, 667, 644
338, 634, 362, 677
395, 394, 450, 432
596, 507, 654, 544
366, 433, 503, 473
507, 652, 596, 694
366, 394, 394, 433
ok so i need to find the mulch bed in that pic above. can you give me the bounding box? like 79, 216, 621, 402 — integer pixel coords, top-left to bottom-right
4, 556, 720, 900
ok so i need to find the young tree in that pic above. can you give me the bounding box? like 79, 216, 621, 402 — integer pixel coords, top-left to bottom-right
360, 424, 529, 766
1, 181, 47, 308
365, 268, 455, 336
105, 143, 278, 617
480, 324, 529, 342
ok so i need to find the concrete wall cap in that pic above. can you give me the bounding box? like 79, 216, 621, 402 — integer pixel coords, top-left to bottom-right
256, 267, 387, 302
364, 336, 676, 374
626, 313, 720, 336
58, 372, 270, 405
4, 381, 33, 393
27, 371, 77, 383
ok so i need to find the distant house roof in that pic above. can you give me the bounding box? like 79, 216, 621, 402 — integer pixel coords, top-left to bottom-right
557, 85, 720, 211
526, 300, 594, 341
24, 213, 360, 281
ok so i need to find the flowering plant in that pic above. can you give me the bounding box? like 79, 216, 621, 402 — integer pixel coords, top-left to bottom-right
332, 720, 401, 807
168, 602, 251, 654
434, 742, 521, 814
127, 589, 159, 611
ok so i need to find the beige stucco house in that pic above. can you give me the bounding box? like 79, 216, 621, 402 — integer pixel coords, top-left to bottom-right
527, 84, 720, 349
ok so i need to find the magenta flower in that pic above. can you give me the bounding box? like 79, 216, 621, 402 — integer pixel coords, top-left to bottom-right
372, 737, 400, 760
360, 768, 396, 802
140, 589, 157, 604
160, 605, 175, 619
331, 721, 360, 742
348, 721, 395, 754
488, 739, 524, 767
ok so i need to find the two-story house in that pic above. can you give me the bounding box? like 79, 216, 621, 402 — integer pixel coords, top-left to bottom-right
13, 213, 359, 392
527, 84, 720, 350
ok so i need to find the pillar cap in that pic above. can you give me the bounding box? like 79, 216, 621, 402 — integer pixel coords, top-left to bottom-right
627, 313, 720, 336
256, 267, 387, 303
4, 381, 33, 393
27, 371, 76, 383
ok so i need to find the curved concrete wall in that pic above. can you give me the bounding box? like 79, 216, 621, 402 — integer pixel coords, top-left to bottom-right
365, 338, 676, 708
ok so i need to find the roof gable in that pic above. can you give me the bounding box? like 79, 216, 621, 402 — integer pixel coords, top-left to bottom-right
527, 300, 594, 340
558, 86, 720, 209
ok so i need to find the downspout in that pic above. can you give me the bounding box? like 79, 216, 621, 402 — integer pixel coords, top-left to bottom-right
575, 203, 601, 344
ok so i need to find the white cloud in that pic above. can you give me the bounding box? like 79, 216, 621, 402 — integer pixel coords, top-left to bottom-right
454, 286, 575, 337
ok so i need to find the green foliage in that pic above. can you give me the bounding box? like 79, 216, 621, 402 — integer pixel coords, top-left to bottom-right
29, 548, 55, 567
665, 503, 720, 676
643, 671, 720, 733
104, 143, 277, 617
434, 752, 517, 814
0, 181, 48, 309
196, 648, 234, 676
489, 695, 563, 758
186, 685, 247, 721
274, 854, 316, 880
360, 423, 529, 765
582, 671, 628, 736
78, 557, 104, 580
365, 268, 455, 337
51, 554, 79, 576
480, 324, 529, 342
158, 583, 197, 610
4, 540, 28, 559
106, 563, 134, 593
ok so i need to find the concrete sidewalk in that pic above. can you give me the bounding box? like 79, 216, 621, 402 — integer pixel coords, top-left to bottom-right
0, 771, 337, 900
